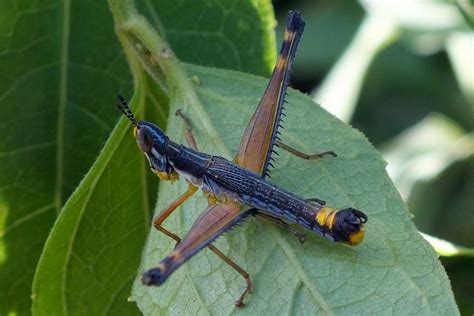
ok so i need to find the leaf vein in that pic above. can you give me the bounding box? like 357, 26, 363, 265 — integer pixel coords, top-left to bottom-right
275, 233, 334, 315
55, 0, 71, 218
1, 203, 54, 237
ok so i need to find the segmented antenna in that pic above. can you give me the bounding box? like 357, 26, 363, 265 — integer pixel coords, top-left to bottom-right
116, 95, 137, 126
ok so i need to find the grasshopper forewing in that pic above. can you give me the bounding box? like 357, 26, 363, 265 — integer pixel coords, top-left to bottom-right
117, 10, 367, 307
235, 11, 304, 176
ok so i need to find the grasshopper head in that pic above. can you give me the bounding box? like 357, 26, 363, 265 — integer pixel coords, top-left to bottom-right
116, 95, 176, 180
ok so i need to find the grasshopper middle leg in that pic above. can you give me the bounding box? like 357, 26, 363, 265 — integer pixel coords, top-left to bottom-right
253, 210, 306, 243
276, 140, 337, 160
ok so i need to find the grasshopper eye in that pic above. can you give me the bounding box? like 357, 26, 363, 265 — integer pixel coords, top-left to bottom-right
136, 127, 153, 153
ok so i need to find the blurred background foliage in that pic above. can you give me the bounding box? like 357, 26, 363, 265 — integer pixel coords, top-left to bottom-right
274, 0, 473, 313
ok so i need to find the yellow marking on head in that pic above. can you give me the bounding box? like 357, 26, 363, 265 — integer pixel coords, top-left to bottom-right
346, 229, 365, 246
133, 126, 138, 138
151, 169, 179, 182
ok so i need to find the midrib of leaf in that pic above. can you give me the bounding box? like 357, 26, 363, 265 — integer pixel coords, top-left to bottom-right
55, 0, 71, 214
274, 232, 333, 315
390, 237, 434, 315
60, 120, 132, 315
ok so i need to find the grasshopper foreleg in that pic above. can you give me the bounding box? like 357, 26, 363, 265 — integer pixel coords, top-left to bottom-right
175, 109, 199, 151
206, 244, 252, 307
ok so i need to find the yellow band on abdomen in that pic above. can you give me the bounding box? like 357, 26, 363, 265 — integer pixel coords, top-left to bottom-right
316, 207, 338, 230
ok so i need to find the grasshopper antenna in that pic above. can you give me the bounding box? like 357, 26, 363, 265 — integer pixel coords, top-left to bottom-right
116, 95, 137, 127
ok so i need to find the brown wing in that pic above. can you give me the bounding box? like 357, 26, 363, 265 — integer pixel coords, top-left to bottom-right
235, 11, 305, 177
152, 202, 253, 280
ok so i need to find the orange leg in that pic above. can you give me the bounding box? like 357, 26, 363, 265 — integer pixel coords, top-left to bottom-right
153, 185, 198, 244
276, 140, 337, 159
153, 185, 252, 307
207, 244, 252, 307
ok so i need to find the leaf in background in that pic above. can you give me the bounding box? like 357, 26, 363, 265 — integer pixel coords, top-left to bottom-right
408, 156, 474, 314
455, 0, 474, 28
447, 32, 474, 107
275, 1, 365, 77
32, 93, 153, 315
420, 233, 474, 257
312, 14, 398, 122
136, 0, 277, 76
0, 1, 131, 314
361, 0, 468, 33
131, 65, 458, 314
382, 114, 474, 199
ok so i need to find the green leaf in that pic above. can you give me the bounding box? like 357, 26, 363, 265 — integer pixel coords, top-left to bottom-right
0, 1, 132, 314
131, 64, 459, 314
136, 0, 277, 76
31, 90, 159, 315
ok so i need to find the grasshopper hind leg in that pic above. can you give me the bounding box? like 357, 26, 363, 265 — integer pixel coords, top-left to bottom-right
207, 244, 252, 307
151, 191, 253, 307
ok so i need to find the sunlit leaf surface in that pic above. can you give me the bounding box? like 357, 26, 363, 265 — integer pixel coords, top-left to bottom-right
132, 65, 458, 315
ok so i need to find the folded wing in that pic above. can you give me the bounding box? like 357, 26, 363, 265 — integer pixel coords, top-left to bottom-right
235, 11, 305, 178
